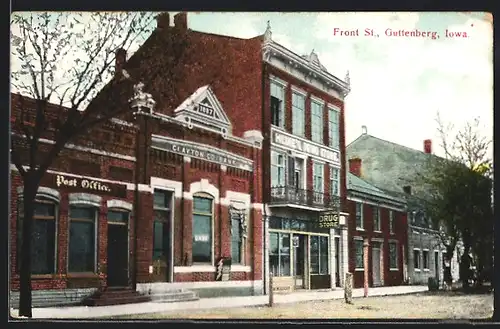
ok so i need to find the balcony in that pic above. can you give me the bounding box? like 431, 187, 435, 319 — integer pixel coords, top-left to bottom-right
269, 186, 340, 211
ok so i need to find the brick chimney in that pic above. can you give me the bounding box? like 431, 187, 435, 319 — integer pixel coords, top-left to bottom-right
156, 12, 170, 30
174, 12, 188, 30
424, 139, 432, 154
115, 48, 127, 77
348, 157, 362, 177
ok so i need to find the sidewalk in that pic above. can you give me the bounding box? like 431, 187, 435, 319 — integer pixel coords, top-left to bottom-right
10, 285, 428, 319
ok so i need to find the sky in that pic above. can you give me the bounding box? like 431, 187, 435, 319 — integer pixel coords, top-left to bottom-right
175, 12, 493, 159
11, 12, 493, 159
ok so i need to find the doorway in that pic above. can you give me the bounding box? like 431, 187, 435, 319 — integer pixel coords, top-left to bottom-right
434, 251, 440, 279
372, 242, 382, 287
107, 211, 129, 287
293, 234, 306, 289
334, 237, 340, 287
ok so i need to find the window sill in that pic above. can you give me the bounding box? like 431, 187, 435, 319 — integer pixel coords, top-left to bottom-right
67, 273, 100, 278
355, 268, 365, 272
373, 230, 382, 234
414, 269, 421, 272
389, 268, 399, 272
423, 269, 430, 272
356, 228, 365, 231
174, 265, 214, 273
232, 265, 252, 272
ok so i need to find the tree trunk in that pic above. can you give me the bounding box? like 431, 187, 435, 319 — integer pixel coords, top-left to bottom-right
460, 247, 471, 291
443, 243, 455, 286
18, 181, 38, 318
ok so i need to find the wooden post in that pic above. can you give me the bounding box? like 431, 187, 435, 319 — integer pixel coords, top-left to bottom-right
268, 271, 274, 307
363, 238, 369, 297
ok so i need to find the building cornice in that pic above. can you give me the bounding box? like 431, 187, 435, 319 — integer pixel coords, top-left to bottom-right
262, 41, 350, 97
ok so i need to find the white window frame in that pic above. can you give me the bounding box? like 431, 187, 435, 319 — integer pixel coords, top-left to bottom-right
329, 166, 340, 198
389, 241, 399, 271
312, 161, 324, 194
230, 200, 246, 265
291, 91, 306, 137
192, 193, 215, 265
355, 202, 364, 230
413, 248, 421, 272
310, 100, 324, 144
328, 106, 340, 149
422, 249, 430, 271
270, 150, 287, 188
270, 79, 286, 129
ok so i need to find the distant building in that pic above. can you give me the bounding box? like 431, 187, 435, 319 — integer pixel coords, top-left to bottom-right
346, 128, 460, 285
346, 168, 408, 288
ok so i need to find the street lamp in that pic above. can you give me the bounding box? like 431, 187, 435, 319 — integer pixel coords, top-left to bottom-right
129, 82, 156, 291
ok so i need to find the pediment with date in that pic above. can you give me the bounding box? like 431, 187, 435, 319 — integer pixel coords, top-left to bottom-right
174, 85, 232, 138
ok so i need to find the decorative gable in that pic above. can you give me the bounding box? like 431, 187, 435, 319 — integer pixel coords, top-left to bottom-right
174, 85, 232, 138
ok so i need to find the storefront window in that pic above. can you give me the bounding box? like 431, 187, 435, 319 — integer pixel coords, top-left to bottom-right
17, 199, 57, 275
153, 190, 172, 261
192, 195, 213, 264
310, 235, 329, 275
68, 206, 97, 272
269, 232, 291, 276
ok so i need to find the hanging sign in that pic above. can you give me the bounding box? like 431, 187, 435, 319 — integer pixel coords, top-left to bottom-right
317, 211, 340, 228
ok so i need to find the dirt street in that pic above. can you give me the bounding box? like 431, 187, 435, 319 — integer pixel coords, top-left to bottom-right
115, 291, 493, 320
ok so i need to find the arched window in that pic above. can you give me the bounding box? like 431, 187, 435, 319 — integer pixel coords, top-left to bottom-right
17, 197, 58, 275
192, 194, 213, 264
68, 205, 98, 273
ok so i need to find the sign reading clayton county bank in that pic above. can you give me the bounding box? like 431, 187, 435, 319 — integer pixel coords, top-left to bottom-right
271, 129, 340, 164
54, 174, 127, 197
152, 137, 253, 171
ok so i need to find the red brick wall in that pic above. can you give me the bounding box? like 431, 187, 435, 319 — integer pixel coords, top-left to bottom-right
262, 64, 347, 210
347, 199, 407, 288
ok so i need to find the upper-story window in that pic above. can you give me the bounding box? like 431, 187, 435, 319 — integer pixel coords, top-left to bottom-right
373, 206, 381, 232
271, 151, 286, 187
270, 81, 285, 128
313, 162, 324, 195
330, 166, 340, 197
292, 92, 305, 137
328, 107, 340, 149
311, 100, 323, 143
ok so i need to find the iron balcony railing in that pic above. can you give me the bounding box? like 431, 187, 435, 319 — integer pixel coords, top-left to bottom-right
270, 185, 340, 210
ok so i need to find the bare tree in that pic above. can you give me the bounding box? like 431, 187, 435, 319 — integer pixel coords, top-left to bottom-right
10, 12, 156, 318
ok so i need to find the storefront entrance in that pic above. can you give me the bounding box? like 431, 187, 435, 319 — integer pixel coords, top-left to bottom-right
293, 234, 306, 289
107, 211, 129, 287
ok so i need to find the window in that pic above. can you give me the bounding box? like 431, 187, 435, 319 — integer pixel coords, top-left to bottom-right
68, 206, 97, 272
413, 249, 421, 270
230, 201, 246, 264
192, 196, 213, 264
270, 81, 285, 127
293, 158, 304, 190
330, 167, 340, 197
269, 232, 290, 276
328, 107, 340, 148
389, 211, 395, 234
313, 162, 324, 193
292, 92, 305, 136
355, 239, 364, 269
389, 242, 398, 269
373, 206, 381, 231
271, 151, 286, 187
17, 199, 57, 274
311, 101, 324, 143
355, 203, 364, 229
153, 190, 172, 262
423, 250, 429, 270
310, 235, 329, 275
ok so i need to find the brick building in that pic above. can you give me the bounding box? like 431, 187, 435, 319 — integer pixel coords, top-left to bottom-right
260, 23, 351, 292
346, 159, 408, 288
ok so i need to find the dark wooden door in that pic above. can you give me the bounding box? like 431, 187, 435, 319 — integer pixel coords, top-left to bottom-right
107, 224, 129, 287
